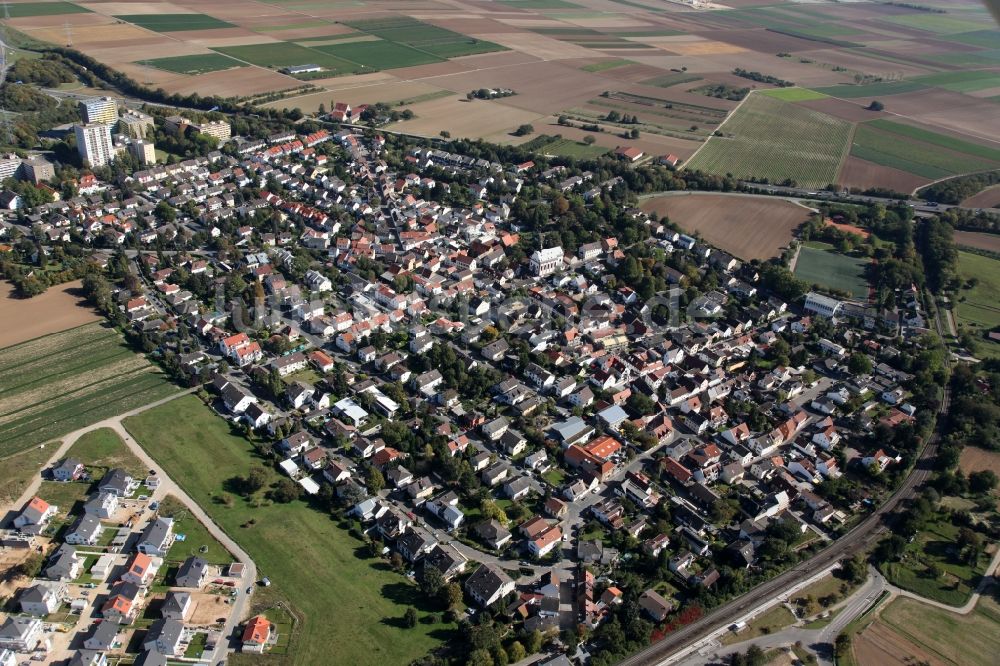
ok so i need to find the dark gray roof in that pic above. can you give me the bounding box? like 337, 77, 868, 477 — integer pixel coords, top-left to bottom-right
175, 556, 208, 587
161, 591, 190, 618
84, 619, 119, 649
139, 517, 173, 550
464, 563, 512, 601
99, 468, 132, 494
145, 618, 183, 651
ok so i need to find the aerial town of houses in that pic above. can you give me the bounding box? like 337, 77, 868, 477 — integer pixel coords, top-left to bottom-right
0, 94, 931, 666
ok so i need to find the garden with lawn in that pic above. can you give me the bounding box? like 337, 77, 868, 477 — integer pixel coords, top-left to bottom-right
879, 512, 990, 607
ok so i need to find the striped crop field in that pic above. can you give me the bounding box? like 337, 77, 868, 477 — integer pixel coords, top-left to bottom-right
685, 93, 853, 188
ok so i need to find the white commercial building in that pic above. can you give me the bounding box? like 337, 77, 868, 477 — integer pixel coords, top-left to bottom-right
804, 292, 843, 318
530, 246, 564, 277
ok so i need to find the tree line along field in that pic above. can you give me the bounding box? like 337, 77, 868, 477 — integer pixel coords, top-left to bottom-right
0, 323, 178, 457
123, 395, 452, 666
850, 120, 1000, 180
685, 93, 853, 188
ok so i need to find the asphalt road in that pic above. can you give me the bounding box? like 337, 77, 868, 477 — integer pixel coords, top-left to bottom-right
618, 385, 948, 666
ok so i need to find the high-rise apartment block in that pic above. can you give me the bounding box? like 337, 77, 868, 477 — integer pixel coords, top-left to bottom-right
74, 123, 115, 167
118, 109, 154, 139
79, 96, 119, 125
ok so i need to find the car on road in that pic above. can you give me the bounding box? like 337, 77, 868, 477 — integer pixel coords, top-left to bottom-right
245, 587, 252, 594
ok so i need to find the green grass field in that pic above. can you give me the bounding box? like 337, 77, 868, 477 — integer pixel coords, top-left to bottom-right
912, 70, 1000, 93
0, 445, 54, 506
879, 595, 1000, 666
313, 40, 444, 69
69, 427, 147, 478
499, 0, 580, 7
158, 495, 235, 566
794, 242, 870, 298
538, 137, 609, 158
885, 13, 986, 34
117, 13, 235, 32
581, 59, 635, 72
0, 323, 179, 457
865, 119, 1000, 163
640, 72, 702, 88
686, 93, 852, 188
213, 42, 362, 76
136, 53, 244, 75
814, 80, 927, 98
850, 121, 1000, 179
956, 251, 1000, 330
880, 513, 990, 607
4, 1, 89, 17
123, 395, 453, 666
945, 30, 1000, 49
760, 87, 829, 101
345, 16, 505, 58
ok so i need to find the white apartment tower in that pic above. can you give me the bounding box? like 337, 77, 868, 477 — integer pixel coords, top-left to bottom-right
75, 123, 115, 167
79, 96, 119, 125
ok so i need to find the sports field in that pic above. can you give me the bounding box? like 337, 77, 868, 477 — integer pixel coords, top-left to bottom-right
793, 242, 870, 299
686, 94, 852, 188
0, 323, 178, 457
137, 53, 244, 75
116, 14, 236, 33
956, 251, 1000, 330
123, 395, 454, 666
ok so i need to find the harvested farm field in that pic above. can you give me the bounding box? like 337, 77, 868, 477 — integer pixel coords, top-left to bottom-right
0, 280, 99, 348
851, 619, 944, 666
156, 66, 293, 97
958, 446, 1000, 478
875, 595, 1000, 666
837, 156, 931, 193
639, 193, 811, 261
962, 185, 1000, 209
953, 231, 1000, 253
